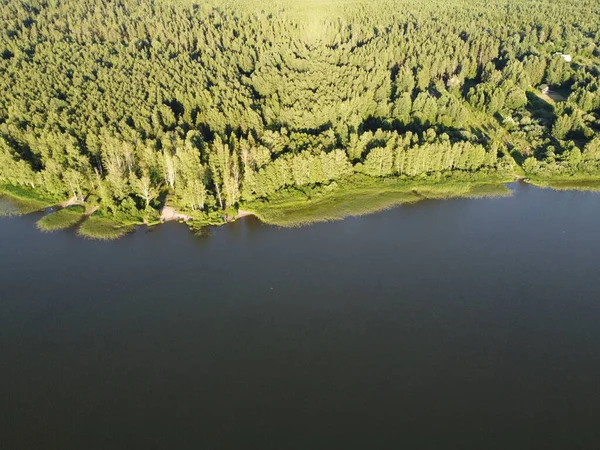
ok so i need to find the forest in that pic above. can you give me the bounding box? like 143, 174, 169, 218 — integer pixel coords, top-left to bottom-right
1, 0, 599, 234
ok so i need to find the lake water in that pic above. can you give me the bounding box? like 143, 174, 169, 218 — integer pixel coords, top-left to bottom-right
2, 182, 600, 449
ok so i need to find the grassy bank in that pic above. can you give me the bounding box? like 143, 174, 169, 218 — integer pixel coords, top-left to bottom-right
244, 176, 512, 227
0, 185, 54, 216
78, 214, 136, 240
526, 176, 600, 192
36, 206, 85, 231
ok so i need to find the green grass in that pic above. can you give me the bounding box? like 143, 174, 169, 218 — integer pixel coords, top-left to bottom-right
528, 177, 600, 192
244, 177, 511, 227
36, 206, 85, 231
78, 214, 135, 240
0, 184, 54, 216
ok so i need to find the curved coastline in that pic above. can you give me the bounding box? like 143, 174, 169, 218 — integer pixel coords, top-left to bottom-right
6, 176, 599, 239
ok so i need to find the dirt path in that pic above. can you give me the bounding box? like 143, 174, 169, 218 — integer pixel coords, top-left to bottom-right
59, 197, 85, 208
537, 91, 567, 104
57, 197, 97, 216
160, 205, 191, 222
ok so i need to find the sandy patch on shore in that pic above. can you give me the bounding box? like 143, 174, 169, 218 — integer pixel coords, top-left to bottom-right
236, 209, 254, 219
161, 205, 191, 222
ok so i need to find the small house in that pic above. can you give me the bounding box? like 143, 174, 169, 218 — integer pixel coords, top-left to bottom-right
539, 84, 550, 95
553, 52, 573, 62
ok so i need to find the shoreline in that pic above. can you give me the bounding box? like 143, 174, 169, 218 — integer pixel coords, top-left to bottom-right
3, 176, 600, 239
524, 177, 600, 192
236, 209, 254, 219
243, 179, 514, 227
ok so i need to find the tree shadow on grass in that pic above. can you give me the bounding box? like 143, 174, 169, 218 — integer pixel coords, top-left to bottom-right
526, 91, 555, 125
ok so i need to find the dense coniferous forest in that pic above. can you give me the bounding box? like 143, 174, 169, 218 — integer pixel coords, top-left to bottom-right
1, 0, 599, 231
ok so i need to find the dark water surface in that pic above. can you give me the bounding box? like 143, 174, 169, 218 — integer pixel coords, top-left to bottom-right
2, 182, 600, 449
